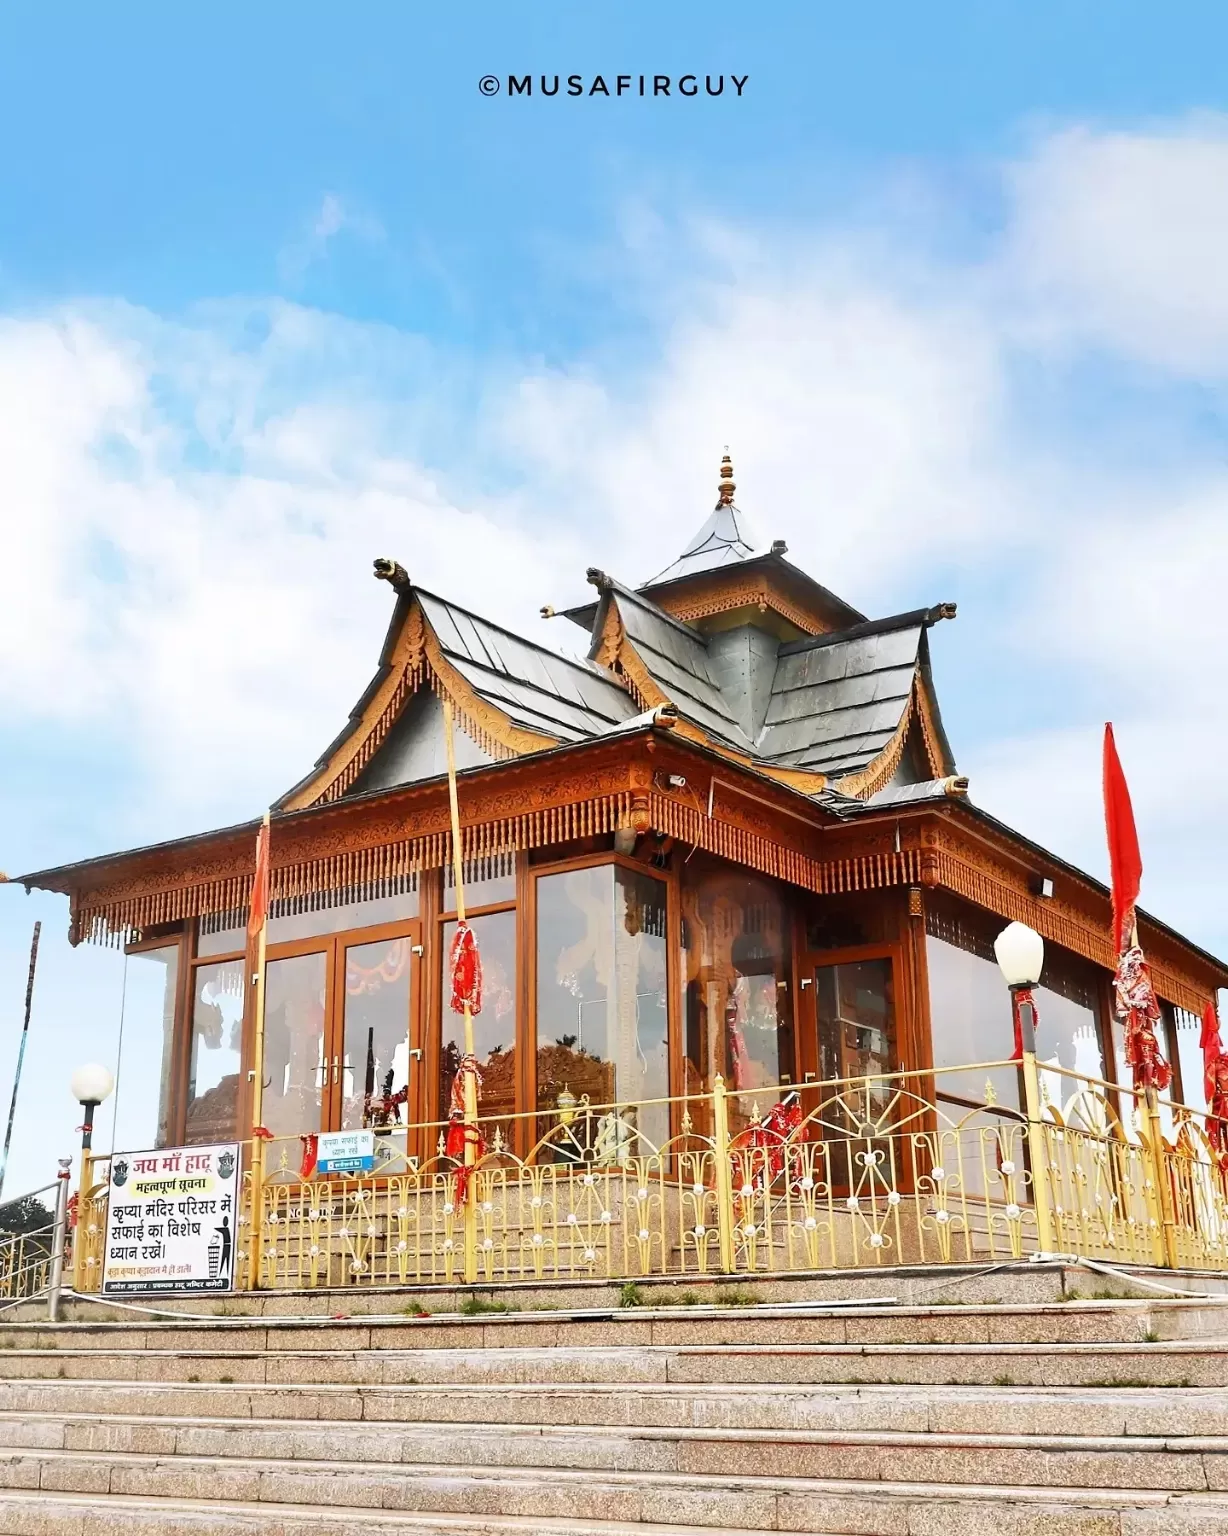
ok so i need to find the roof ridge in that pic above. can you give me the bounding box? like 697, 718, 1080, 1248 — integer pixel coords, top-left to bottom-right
585, 568, 711, 647
415, 584, 628, 683
778, 603, 956, 656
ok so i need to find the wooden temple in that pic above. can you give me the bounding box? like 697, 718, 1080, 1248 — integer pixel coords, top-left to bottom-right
19, 455, 1228, 1165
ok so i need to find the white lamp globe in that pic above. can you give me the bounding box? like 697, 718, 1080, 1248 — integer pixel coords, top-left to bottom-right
70, 1063, 115, 1106
994, 922, 1045, 988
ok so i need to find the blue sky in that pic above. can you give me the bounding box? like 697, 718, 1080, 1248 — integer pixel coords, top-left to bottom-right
2, 2, 1228, 1192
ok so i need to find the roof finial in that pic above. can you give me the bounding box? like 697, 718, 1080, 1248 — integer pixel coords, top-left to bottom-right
718, 447, 735, 507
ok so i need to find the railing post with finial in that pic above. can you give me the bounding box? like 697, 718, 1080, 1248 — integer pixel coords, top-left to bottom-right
712, 1076, 736, 1274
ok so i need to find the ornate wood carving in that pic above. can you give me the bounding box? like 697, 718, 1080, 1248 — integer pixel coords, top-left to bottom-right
282, 597, 561, 812
650, 569, 838, 637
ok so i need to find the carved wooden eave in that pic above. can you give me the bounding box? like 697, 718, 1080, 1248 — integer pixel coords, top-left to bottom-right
278, 589, 562, 813
647, 558, 863, 638
839, 799, 1227, 1016
18, 720, 1227, 1015
17, 730, 840, 948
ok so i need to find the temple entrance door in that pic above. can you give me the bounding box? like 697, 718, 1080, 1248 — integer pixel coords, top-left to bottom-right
333, 925, 420, 1157
796, 946, 900, 1191
260, 922, 421, 1152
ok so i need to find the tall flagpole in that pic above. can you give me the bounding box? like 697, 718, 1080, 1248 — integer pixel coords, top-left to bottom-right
0, 922, 41, 1203
441, 699, 479, 1283
246, 813, 271, 1288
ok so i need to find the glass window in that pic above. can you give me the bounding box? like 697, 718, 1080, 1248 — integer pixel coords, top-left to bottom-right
442, 856, 516, 913
926, 934, 1020, 1115
340, 937, 412, 1130
535, 865, 670, 1152
1036, 978, 1107, 1129
815, 959, 897, 1134
196, 884, 419, 956
440, 910, 518, 1137
262, 952, 329, 1140
681, 862, 793, 1139
185, 960, 245, 1145
111, 944, 180, 1154
1171, 1006, 1209, 1115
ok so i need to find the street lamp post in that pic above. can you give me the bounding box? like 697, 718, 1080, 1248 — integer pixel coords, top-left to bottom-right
992, 922, 1056, 1256
69, 1064, 114, 1291
993, 921, 1045, 1056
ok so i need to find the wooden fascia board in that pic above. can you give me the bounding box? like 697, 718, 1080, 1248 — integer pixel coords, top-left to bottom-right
908, 803, 1228, 1005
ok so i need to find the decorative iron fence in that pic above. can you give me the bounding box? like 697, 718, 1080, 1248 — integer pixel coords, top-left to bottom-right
0, 1184, 58, 1300
71, 1054, 1228, 1294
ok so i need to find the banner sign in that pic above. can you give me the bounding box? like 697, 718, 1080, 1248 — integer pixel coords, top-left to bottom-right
316, 1128, 394, 1175
102, 1142, 240, 1294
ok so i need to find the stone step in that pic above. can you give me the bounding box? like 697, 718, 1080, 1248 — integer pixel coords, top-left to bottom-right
0, 1489, 783, 1536
0, 1380, 1225, 1436
6, 1297, 1225, 1353
1, 1408, 1225, 1491
0, 1339, 1220, 1387
3, 1448, 1228, 1534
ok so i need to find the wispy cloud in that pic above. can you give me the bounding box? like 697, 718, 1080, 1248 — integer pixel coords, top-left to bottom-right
277, 192, 385, 286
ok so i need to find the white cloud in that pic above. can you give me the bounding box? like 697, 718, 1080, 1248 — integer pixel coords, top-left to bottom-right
1005, 115, 1228, 375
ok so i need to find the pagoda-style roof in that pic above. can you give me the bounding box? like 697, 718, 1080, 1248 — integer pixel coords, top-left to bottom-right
269, 456, 957, 810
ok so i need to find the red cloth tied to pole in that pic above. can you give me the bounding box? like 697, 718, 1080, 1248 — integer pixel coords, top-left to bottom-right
1009, 986, 1038, 1063
445, 1053, 486, 1205
248, 816, 271, 940
730, 1097, 806, 1191
1114, 947, 1171, 1093
299, 1133, 318, 1180
449, 922, 483, 1016
1200, 1002, 1228, 1163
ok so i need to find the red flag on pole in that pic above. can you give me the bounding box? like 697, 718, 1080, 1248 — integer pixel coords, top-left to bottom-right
247, 813, 271, 940
1103, 726, 1170, 1093
1103, 723, 1142, 953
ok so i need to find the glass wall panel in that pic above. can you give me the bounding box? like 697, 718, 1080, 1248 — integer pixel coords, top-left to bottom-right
197, 885, 419, 956
1172, 1006, 1211, 1115
340, 937, 412, 1141
440, 910, 517, 1136
443, 856, 516, 914
816, 960, 895, 1081
185, 960, 245, 1144
681, 862, 793, 1139
535, 865, 669, 1153
926, 934, 1020, 1115
110, 944, 180, 1154
1037, 978, 1107, 1130
262, 952, 329, 1140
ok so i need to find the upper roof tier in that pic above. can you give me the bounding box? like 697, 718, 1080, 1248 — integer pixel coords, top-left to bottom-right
275, 455, 958, 811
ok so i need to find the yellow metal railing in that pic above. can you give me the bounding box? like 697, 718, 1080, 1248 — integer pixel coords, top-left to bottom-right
72, 1052, 1228, 1293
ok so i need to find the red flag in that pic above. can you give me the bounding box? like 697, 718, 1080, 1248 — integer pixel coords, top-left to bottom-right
1103, 724, 1142, 953
1201, 1002, 1224, 1103
247, 814, 271, 940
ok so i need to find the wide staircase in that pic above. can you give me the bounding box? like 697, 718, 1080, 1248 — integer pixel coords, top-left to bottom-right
1, 1273, 1227, 1534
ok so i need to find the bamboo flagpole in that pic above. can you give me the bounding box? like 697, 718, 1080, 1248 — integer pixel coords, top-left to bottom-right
246, 813, 272, 1286
0, 922, 41, 1203
441, 699, 481, 1283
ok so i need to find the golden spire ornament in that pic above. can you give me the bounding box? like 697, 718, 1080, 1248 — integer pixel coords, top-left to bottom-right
718, 449, 735, 506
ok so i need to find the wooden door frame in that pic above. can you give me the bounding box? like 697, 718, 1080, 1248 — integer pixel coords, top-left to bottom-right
794, 940, 906, 1089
